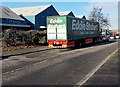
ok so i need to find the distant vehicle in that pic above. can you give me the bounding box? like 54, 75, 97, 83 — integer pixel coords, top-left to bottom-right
47, 16, 103, 48
115, 34, 120, 39
102, 36, 109, 41
109, 36, 114, 39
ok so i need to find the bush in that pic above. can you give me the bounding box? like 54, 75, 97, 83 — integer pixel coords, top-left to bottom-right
3, 29, 17, 46
3, 29, 47, 47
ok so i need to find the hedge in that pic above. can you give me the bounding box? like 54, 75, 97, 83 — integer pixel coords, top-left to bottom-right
3, 29, 47, 47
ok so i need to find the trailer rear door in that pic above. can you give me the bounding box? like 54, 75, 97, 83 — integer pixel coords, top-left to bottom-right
47, 16, 67, 40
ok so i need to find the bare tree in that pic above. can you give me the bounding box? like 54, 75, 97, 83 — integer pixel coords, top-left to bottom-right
89, 6, 111, 30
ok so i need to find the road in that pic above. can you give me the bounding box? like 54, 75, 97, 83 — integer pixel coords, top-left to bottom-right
2, 39, 119, 86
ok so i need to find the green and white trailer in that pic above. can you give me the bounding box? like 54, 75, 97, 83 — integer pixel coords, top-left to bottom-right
47, 16, 101, 48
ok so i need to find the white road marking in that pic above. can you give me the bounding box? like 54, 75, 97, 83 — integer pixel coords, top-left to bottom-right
76, 49, 118, 86
3, 60, 47, 75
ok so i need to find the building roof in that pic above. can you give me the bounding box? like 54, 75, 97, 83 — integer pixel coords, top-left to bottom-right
0, 6, 24, 21
87, 18, 94, 21
11, 5, 52, 16
111, 29, 120, 32
58, 11, 73, 16
0, 23, 30, 27
75, 15, 86, 19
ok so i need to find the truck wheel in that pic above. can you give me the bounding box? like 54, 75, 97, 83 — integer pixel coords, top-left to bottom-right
75, 41, 80, 48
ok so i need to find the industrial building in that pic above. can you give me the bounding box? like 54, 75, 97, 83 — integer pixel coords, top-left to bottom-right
1, 5, 86, 31
0, 6, 30, 32
58, 11, 75, 17
11, 5, 59, 30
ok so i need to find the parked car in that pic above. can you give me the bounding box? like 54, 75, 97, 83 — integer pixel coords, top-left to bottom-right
115, 34, 120, 39
109, 35, 114, 39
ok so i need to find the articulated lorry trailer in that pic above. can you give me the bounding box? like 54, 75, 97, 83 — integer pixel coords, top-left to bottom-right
47, 16, 101, 48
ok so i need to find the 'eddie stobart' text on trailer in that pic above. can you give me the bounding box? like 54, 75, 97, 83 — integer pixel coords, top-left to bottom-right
47, 16, 101, 48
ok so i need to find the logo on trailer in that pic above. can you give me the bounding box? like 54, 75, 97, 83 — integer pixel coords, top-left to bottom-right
50, 19, 63, 23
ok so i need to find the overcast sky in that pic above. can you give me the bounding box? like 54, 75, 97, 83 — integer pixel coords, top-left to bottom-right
1, 0, 119, 30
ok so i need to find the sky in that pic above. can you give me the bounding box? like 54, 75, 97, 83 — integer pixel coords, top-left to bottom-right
0, 0, 119, 30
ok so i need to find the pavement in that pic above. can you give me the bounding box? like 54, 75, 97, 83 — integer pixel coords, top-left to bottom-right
1, 40, 117, 58
2, 46, 51, 58
82, 49, 119, 86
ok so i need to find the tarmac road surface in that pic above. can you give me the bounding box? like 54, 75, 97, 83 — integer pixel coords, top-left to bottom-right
2, 39, 119, 85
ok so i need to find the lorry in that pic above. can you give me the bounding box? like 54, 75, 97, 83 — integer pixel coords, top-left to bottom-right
47, 16, 101, 48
